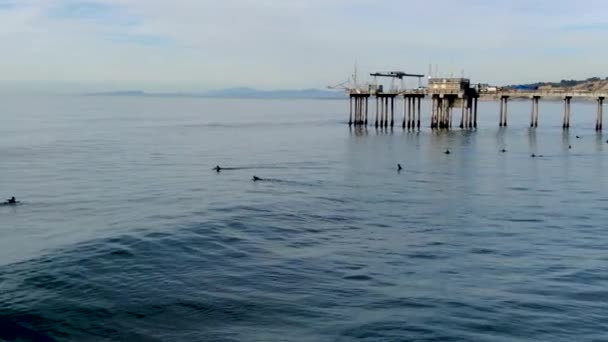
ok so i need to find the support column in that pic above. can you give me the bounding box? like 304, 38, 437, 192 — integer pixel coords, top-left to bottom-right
402, 97, 407, 128
470, 99, 474, 128
375, 97, 379, 127
384, 97, 389, 127
448, 104, 453, 128
450, 102, 454, 128
465, 100, 469, 128
390, 97, 395, 127
430, 97, 436, 128
468, 104, 473, 128
353, 97, 359, 126
502, 96, 509, 127
473, 97, 478, 128
597, 97, 604, 131
349, 96, 353, 125
433, 97, 438, 129
436, 97, 441, 128
408, 97, 416, 129
380, 97, 384, 127
417, 97, 421, 128
380, 97, 385, 127
442, 98, 447, 128
364, 97, 368, 125
358, 97, 362, 125
534, 97, 540, 128
357, 97, 362, 124
403, 96, 412, 129
566, 97, 572, 129
499, 97, 504, 127
499, 96, 509, 127
444, 99, 449, 129
466, 99, 470, 128
460, 97, 465, 128
601, 97, 604, 130
562, 97, 567, 129
530, 97, 535, 127
438, 98, 443, 128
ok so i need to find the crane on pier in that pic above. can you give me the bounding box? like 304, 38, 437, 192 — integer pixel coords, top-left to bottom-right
370, 71, 425, 91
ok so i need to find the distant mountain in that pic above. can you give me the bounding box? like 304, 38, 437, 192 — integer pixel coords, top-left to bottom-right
202, 87, 343, 99
87, 87, 344, 99
87, 90, 147, 96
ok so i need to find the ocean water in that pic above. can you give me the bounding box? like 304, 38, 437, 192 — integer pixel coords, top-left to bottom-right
1, 94, 607, 341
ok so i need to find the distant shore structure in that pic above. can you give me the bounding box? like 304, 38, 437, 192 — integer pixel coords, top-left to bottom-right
331, 71, 607, 131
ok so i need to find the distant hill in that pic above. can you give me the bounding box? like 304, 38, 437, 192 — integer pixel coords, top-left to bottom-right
202, 87, 343, 99
508, 77, 608, 91
87, 87, 344, 99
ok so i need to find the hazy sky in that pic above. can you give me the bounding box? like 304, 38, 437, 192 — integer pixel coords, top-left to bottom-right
1, 0, 608, 91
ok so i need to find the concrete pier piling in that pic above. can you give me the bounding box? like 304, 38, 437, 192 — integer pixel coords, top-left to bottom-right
407, 97, 414, 129
441, 98, 447, 128
529, 96, 540, 128
596, 97, 604, 131
384, 97, 389, 127
562, 96, 571, 129
498, 97, 502, 127
364, 97, 368, 125
349, 97, 353, 126
359, 97, 364, 124
409, 97, 414, 129
402, 97, 407, 129
403, 97, 409, 129
354, 97, 358, 125
390, 97, 395, 127
378, 97, 383, 127
499, 96, 509, 127
375, 97, 379, 127
409, 97, 415, 129
469, 104, 474, 128
473, 97, 478, 128
459, 98, 465, 128
430, 96, 436, 128
357, 97, 361, 125
417, 96, 421, 128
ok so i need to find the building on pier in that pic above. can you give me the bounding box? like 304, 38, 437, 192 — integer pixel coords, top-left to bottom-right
427, 78, 479, 129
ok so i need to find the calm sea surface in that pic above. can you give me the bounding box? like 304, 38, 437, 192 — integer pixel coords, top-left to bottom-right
1, 95, 607, 341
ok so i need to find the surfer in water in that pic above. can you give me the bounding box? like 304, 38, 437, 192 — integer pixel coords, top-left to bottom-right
213, 165, 222, 172
397, 163, 403, 172
4, 196, 17, 205
252, 176, 262, 181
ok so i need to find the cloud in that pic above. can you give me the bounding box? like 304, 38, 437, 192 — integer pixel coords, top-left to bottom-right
0, 0, 607, 91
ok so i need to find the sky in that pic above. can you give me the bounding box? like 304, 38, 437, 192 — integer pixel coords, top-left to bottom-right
1, 0, 608, 92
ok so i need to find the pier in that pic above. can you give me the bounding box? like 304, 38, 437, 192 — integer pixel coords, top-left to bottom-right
480, 90, 607, 131
341, 73, 608, 131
